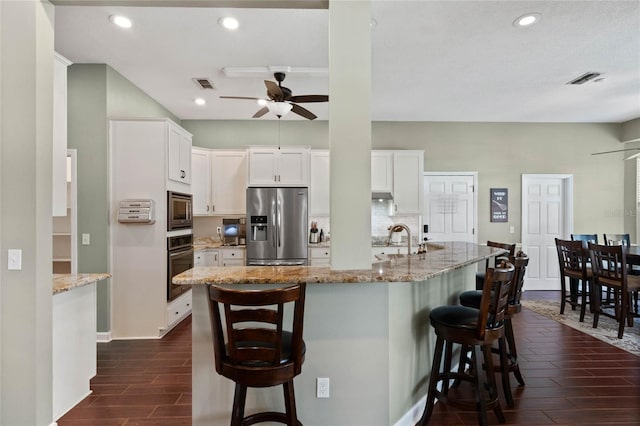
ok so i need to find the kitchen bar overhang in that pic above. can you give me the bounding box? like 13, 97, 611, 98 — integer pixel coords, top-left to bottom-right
174, 241, 506, 425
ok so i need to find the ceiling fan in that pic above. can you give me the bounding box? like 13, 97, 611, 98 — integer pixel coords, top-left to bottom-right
592, 148, 640, 160
220, 72, 328, 120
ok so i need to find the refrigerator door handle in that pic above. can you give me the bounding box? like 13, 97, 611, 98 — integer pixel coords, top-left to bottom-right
271, 198, 277, 249
277, 197, 282, 248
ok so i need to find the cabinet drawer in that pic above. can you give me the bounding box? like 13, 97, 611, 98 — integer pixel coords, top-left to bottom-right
167, 290, 192, 327
221, 259, 245, 267
310, 258, 330, 266
221, 249, 245, 260
309, 248, 330, 259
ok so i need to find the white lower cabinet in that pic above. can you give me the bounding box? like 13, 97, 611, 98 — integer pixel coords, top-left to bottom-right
166, 290, 192, 330
309, 247, 331, 266
195, 249, 219, 266
220, 248, 245, 266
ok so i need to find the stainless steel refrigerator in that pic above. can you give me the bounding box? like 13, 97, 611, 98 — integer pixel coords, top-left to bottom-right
246, 187, 308, 266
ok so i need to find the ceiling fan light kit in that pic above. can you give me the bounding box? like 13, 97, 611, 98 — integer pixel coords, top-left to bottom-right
220, 72, 328, 120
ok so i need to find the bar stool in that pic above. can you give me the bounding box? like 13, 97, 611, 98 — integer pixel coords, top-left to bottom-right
207, 283, 306, 426
417, 262, 515, 426
458, 252, 529, 407
475, 241, 516, 290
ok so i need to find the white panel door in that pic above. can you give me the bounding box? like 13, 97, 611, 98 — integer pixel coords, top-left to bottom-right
522, 177, 565, 290
423, 174, 475, 242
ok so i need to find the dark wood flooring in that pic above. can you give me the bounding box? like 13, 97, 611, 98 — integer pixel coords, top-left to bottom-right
57, 291, 640, 425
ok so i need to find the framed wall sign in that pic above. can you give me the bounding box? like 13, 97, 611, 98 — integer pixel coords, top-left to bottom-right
490, 188, 508, 222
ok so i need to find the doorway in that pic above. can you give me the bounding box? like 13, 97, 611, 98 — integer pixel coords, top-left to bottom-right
521, 174, 573, 290
423, 172, 477, 243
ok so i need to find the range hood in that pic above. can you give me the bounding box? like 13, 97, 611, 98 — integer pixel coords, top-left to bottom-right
372, 191, 393, 200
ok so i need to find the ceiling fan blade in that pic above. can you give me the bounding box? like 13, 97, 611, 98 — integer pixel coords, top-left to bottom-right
220, 96, 262, 100
264, 80, 283, 100
288, 95, 328, 103
291, 103, 317, 120
252, 107, 269, 118
591, 148, 640, 155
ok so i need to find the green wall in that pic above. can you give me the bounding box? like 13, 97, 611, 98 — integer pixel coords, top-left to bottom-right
68, 64, 179, 332
183, 119, 628, 244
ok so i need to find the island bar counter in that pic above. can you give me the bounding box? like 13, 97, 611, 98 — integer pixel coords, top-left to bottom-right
174, 242, 505, 425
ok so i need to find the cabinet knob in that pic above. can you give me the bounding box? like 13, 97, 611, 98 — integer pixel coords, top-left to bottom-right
180, 170, 186, 178
206, 205, 209, 211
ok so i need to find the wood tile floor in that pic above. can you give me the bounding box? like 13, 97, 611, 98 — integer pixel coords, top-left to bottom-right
57, 291, 640, 425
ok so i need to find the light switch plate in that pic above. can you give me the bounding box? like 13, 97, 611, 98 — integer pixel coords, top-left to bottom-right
8, 249, 22, 270
82, 233, 90, 245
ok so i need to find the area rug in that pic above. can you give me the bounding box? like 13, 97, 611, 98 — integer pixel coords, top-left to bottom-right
521, 299, 640, 356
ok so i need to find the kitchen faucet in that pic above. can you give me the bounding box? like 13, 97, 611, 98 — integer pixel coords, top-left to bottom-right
386, 223, 412, 255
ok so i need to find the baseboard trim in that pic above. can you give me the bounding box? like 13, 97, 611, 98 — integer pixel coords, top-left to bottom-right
393, 362, 459, 426
49, 422, 58, 426
96, 331, 112, 343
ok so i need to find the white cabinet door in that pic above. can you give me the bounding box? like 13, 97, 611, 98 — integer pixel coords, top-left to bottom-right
195, 249, 219, 266
392, 151, 423, 214
309, 247, 330, 266
371, 151, 393, 193
248, 148, 278, 185
168, 125, 192, 184
248, 147, 309, 187
220, 248, 245, 266
191, 148, 212, 215
309, 150, 330, 216
278, 147, 309, 186
211, 150, 247, 214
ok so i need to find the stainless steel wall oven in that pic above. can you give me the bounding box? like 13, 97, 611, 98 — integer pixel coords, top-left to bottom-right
167, 234, 193, 301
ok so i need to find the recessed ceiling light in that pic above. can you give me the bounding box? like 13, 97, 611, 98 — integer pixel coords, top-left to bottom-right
257, 99, 267, 106
513, 13, 541, 28
194, 98, 206, 106
219, 17, 239, 30
109, 15, 132, 29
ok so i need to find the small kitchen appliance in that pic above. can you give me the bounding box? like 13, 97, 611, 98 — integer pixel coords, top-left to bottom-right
222, 218, 246, 245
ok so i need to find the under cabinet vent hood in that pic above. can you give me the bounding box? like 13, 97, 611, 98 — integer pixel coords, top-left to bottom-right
372, 192, 393, 200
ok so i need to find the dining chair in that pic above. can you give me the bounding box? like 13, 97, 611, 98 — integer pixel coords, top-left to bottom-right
475, 241, 516, 290
207, 283, 307, 425
555, 239, 592, 322
417, 261, 515, 426
588, 243, 640, 339
571, 234, 599, 246
603, 233, 638, 312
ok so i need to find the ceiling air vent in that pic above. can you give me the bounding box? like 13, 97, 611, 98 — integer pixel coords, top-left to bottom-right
192, 78, 215, 90
566, 72, 602, 85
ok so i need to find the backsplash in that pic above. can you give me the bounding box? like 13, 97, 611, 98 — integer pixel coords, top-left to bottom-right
309, 200, 421, 245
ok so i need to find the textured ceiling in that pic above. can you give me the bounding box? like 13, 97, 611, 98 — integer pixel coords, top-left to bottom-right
54, 1, 640, 122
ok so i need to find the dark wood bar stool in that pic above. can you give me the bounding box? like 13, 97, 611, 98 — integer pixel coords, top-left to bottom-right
555, 239, 592, 322
458, 252, 529, 407
475, 241, 516, 290
588, 243, 640, 339
417, 262, 515, 426
207, 283, 306, 426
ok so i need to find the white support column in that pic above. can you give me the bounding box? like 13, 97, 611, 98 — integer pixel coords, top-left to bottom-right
1, 1, 54, 424
329, 0, 372, 270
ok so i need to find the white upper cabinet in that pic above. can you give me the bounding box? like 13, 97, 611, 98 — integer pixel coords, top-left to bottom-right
248, 147, 309, 187
168, 124, 192, 184
191, 148, 212, 215
309, 150, 330, 216
53, 53, 72, 216
371, 151, 393, 193
392, 150, 424, 215
211, 150, 247, 215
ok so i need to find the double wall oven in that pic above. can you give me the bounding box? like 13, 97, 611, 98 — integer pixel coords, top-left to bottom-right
167, 191, 193, 301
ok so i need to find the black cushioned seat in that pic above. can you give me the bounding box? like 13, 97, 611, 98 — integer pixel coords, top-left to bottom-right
459, 290, 482, 308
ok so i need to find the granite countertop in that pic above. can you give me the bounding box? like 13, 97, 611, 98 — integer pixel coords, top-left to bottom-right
53, 273, 111, 295
174, 242, 505, 285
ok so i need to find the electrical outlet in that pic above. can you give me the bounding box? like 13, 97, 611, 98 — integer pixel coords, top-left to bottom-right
316, 377, 330, 398
82, 233, 91, 245
509, 226, 515, 234
216, 226, 222, 234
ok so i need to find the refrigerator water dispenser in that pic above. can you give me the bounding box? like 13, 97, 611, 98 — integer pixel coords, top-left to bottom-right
250, 216, 268, 241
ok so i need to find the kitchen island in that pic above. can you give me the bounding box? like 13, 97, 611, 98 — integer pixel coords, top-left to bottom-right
174, 242, 504, 425
53, 273, 110, 420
